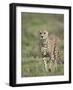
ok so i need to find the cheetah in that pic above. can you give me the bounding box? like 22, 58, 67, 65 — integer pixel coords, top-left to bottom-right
39, 30, 60, 72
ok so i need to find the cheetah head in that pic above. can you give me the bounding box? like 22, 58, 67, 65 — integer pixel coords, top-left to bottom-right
40, 30, 49, 40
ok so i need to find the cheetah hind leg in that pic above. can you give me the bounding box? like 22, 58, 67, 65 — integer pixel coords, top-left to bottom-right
54, 60, 57, 71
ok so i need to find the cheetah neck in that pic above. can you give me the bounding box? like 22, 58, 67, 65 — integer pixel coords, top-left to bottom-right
41, 38, 49, 48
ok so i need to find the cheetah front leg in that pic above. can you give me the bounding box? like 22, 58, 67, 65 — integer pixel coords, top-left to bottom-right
48, 53, 55, 72
43, 57, 48, 72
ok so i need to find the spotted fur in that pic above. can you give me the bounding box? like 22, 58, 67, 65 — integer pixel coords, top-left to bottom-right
40, 30, 60, 72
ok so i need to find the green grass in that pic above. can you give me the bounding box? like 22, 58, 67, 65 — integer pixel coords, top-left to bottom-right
21, 13, 64, 77
21, 57, 64, 77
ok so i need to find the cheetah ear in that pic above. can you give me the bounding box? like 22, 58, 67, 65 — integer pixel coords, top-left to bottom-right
48, 31, 49, 35
46, 30, 49, 35
39, 30, 42, 34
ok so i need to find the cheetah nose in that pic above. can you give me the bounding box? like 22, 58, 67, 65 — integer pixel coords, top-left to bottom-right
41, 36, 43, 38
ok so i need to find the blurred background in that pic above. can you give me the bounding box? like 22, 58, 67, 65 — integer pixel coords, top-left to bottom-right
21, 12, 64, 77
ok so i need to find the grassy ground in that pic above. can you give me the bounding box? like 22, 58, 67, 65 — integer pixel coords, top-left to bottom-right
21, 13, 64, 77
21, 57, 64, 77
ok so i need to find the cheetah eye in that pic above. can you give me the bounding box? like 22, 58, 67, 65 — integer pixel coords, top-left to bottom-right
40, 32, 42, 34
44, 32, 46, 34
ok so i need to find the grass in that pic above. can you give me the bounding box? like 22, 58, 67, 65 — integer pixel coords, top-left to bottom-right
21, 13, 64, 77
21, 57, 64, 77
